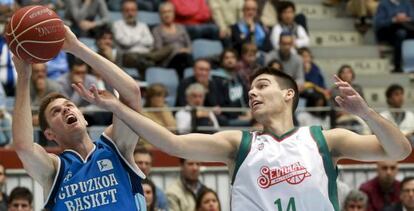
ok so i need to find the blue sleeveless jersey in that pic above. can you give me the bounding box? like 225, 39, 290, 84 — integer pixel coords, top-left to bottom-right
44, 134, 146, 211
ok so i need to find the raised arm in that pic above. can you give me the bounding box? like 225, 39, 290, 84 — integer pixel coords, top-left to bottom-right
72, 84, 242, 164
326, 75, 411, 162
11, 57, 58, 189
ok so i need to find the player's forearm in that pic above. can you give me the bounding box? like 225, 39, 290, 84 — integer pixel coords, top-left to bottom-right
363, 108, 412, 160
70, 43, 141, 110
12, 76, 35, 150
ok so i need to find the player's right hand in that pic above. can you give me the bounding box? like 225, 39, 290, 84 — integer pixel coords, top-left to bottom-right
62, 26, 80, 53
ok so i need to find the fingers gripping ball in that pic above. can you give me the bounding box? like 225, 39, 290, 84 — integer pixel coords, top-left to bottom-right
4, 6, 65, 63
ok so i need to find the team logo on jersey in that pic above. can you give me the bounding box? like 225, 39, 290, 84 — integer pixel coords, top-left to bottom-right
63, 171, 73, 183
257, 162, 311, 188
97, 159, 113, 172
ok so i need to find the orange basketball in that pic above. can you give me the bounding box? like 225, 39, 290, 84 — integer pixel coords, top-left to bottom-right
4, 6, 65, 64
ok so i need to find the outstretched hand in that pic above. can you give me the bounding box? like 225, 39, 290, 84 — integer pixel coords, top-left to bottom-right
334, 75, 371, 118
72, 83, 119, 111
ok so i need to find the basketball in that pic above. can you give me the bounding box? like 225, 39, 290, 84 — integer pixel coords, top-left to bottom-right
4, 6, 65, 64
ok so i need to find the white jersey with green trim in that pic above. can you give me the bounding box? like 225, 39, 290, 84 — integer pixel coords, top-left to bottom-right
230, 126, 339, 211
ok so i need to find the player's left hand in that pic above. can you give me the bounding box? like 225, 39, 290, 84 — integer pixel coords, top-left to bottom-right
72, 83, 119, 112
334, 75, 371, 119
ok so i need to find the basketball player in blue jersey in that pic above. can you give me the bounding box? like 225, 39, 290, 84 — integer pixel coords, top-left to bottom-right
74, 67, 412, 211
12, 26, 147, 211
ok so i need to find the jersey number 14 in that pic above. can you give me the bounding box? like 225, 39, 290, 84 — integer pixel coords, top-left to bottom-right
274, 197, 296, 211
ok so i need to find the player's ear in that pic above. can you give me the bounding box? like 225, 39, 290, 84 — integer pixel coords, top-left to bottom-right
44, 128, 56, 141
284, 88, 295, 102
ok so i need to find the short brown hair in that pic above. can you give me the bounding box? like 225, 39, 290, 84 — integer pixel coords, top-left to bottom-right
8, 187, 33, 205
38, 92, 69, 132
249, 67, 299, 113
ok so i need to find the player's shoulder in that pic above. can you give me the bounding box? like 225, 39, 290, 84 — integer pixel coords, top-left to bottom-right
213, 130, 243, 144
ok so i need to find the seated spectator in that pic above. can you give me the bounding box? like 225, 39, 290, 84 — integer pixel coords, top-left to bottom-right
142, 83, 176, 131
170, 0, 219, 40
208, 0, 244, 39
343, 190, 368, 211
166, 159, 207, 211
296, 91, 330, 129
142, 178, 157, 211
175, 83, 220, 134
271, 1, 309, 50
0, 163, 6, 210
0, 108, 11, 146
153, 2, 193, 78
196, 188, 221, 211
15, 0, 55, 9
30, 64, 62, 107
0, 0, 13, 24
237, 43, 261, 85
0, 34, 17, 96
230, 0, 272, 54
7, 187, 33, 211
384, 177, 414, 211
57, 59, 97, 107
113, 0, 171, 79
133, 147, 169, 210
46, 51, 70, 80
338, 178, 352, 208
380, 84, 414, 142
374, 0, 414, 72
346, 0, 379, 33
64, 0, 111, 37
176, 59, 226, 108
360, 161, 400, 211
95, 26, 117, 64
217, 49, 251, 126
265, 32, 305, 88
298, 47, 329, 99
331, 65, 364, 107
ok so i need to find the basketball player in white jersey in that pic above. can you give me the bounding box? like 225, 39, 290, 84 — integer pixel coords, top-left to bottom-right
73, 67, 412, 211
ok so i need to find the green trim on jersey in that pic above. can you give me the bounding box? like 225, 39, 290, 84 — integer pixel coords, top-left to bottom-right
263, 127, 298, 141
231, 130, 252, 185
310, 126, 339, 211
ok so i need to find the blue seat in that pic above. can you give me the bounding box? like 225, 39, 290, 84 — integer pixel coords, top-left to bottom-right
192, 39, 223, 60
145, 67, 179, 106
110, 11, 123, 22
183, 67, 193, 78
79, 38, 96, 51
403, 39, 414, 73
138, 11, 161, 26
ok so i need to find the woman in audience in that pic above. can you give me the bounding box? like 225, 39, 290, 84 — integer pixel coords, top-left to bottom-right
143, 83, 176, 130
142, 179, 157, 211
152, 2, 193, 79
331, 65, 364, 101
196, 188, 221, 211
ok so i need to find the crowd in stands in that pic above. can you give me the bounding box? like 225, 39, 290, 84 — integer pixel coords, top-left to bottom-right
1, 0, 414, 210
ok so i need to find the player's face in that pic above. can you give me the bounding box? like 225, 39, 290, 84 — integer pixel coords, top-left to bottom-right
377, 161, 398, 186
198, 192, 220, 211
134, 153, 152, 176
44, 98, 88, 139
401, 180, 414, 209
181, 160, 201, 182
249, 74, 292, 121
8, 199, 32, 211
344, 200, 366, 211
142, 184, 154, 208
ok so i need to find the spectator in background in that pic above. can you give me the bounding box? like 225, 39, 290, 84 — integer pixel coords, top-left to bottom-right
380, 84, 414, 142
298, 47, 329, 99
296, 91, 330, 128
265, 32, 305, 88
57, 59, 97, 107
166, 159, 206, 211
384, 177, 414, 211
30, 64, 62, 107
95, 26, 117, 63
170, 0, 219, 40
271, 1, 309, 50
113, 0, 171, 79
0, 34, 17, 96
374, 0, 414, 72
7, 187, 33, 211
237, 43, 261, 85
153, 2, 193, 79
346, 0, 379, 33
217, 49, 251, 126
331, 65, 364, 105
196, 188, 221, 211
142, 178, 158, 211
208, 0, 244, 39
230, 0, 272, 54
176, 59, 226, 108
343, 190, 368, 211
107, 0, 163, 11
0, 0, 13, 26
46, 51, 70, 80
64, 0, 110, 37
175, 83, 220, 134
0, 107, 11, 147
0, 163, 6, 210
134, 148, 169, 210
15, 0, 55, 9
360, 161, 400, 211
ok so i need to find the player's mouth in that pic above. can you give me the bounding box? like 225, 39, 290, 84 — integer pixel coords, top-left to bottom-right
251, 100, 263, 110
65, 114, 78, 125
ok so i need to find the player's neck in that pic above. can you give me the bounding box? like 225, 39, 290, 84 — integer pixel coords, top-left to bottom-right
262, 118, 295, 137
60, 134, 94, 159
